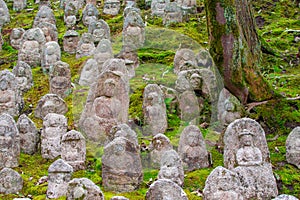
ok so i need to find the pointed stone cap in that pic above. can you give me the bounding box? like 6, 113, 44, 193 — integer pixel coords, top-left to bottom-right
48, 159, 73, 173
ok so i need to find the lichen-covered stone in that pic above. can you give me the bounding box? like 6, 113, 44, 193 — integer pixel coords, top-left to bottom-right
10, 28, 25, 50
49, 61, 71, 98
0, 168, 23, 194
286, 127, 300, 169
12, 61, 33, 93
67, 178, 104, 200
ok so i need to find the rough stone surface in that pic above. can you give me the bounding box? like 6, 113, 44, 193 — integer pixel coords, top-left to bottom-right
0, 70, 23, 117
66, 178, 104, 200
49, 61, 71, 98
217, 88, 242, 128
78, 58, 98, 86
47, 159, 73, 199
64, 2, 77, 29
178, 90, 200, 123
176, 0, 196, 14
163, 2, 183, 26
88, 19, 110, 43
63, 30, 80, 54
110, 196, 129, 200
0, 113, 20, 168
0, 168, 23, 194
79, 71, 129, 144
61, 130, 86, 171
76, 33, 95, 59
82, 3, 99, 26
117, 46, 139, 79
158, 149, 184, 187
173, 48, 196, 74
109, 123, 138, 146
286, 127, 300, 169
10, 28, 25, 50
145, 179, 188, 200
33, 5, 56, 27
41, 41, 61, 72
273, 195, 299, 200
102, 137, 143, 192
149, 133, 173, 168
13, 0, 27, 11
37, 22, 58, 43
35, 93, 68, 119
17, 114, 38, 155
103, 0, 120, 16
41, 113, 67, 159
203, 166, 243, 200
12, 61, 33, 93
178, 125, 209, 171
94, 39, 114, 71
0, 0, 10, 27
151, 0, 169, 17
196, 49, 213, 68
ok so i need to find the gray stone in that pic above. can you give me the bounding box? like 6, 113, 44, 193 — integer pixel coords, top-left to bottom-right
123, 10, 145, 50
196, 49, 213, 68
0, 168, 23, 194
33, 5, 56, 27
151, 0, 169, 17
49, 61, 71, 98
163, 2, 182, 26
17, 114, 38, 155
76, 33, 95, 59
94, 39, 114, 70
41, 113, 67, 159
178, 90, 200, 123
176, 0, 196, 14
88, 19, 110, 43
12, 61, 33, 92
0, 70, 23, 117
103, 0, 120, 16
149, 133, 173, 168
178, 125, 209, 171
143, 84, 167, 136
217, 88, 242, 128
37, 22, 58, 43
158, 149, 184, 187
42, 41, 61, 73
102, 137, 143, 192
0, 31, 2, 50
273, 195, 299, 200
0, 113, 20, 168
10, 28, 25, 50
64, 2, 77, 28
63, 30, 80, 54
79, 71, 129, 143
109, 123, 138, 146
82, 3, 99, 26
146, 179, 188, 200
117, 46, 139, 79
47, 159, 73, 199
286, 127, 300, 169
203, 166, 243, 200
61, 130, 86, 171
79, 58, 98, 86
13, 0, 27, 11
67, 178, 104, 200
110, 196, 129, 200
101, 58, 128, 78
123, 5, 140, 18
173, 48, 196, 75
0, 0, 10, 27
35, 93, 68, 119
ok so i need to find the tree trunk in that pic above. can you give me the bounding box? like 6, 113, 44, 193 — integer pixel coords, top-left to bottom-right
204, 0, 274, 104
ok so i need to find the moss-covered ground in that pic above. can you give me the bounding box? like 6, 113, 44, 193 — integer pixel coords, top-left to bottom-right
0, 0, 299, 199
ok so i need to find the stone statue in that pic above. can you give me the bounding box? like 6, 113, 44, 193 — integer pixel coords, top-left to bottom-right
82, 3, 99, 26
63, 30, 80, 54
88, 19, 110, 43
286, 127, 300, 169
10, 28, 25, 50
12, 61, 33, 93
103, 0, 120, 16
49, 61, 71, 98
76, 33, 95, 59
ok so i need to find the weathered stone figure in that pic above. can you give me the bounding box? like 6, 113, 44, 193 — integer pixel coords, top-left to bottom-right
61, 130, 86, 171
103, 0, 121, 16
146, 179, 188, 200
42, 41, 61, 73
10, 28, 25, 50
0, 0, 10, 27
109, 123, 138, 146
158, 149, 184, 187
176, 0, 196, 14
151, 0, 170, 17
63, 30, 80, 54
102, 137, 143, 192
47, 159, 73, 199
66, 178, 104, 200
178, 125, 209, 171
0, 113, 20, 168
76, 33, 95, 59
224, 118, 278, 199
196, 49, 213, 68
33, 5, 56, 27
0, 70, 23, 117
163, 2, 183, 26
94, 39, 114, 70
78, 58, 98, 86
203, 166, 243, 200
37, 22, 58, 42
286, 127, 300, 169
143, 84, 167, 136
64, 1, 77, 28
13, 0, 27, 11
117, 46, 139, 78
149, 133, 173, 168
12, 61, 33, 92
82, 3, 99, 26
178, 90, 200, 123
273, 195, 299, 200
35, 93, 68, 119
79, 71, 129, 143
49, 61, 71, 98
173, 48, 196, 74
41, 113, 68, 159
88, 19, 110, 43
123, 10, 145, 50
0, 168, 23, 194
17, 114, 38, 155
